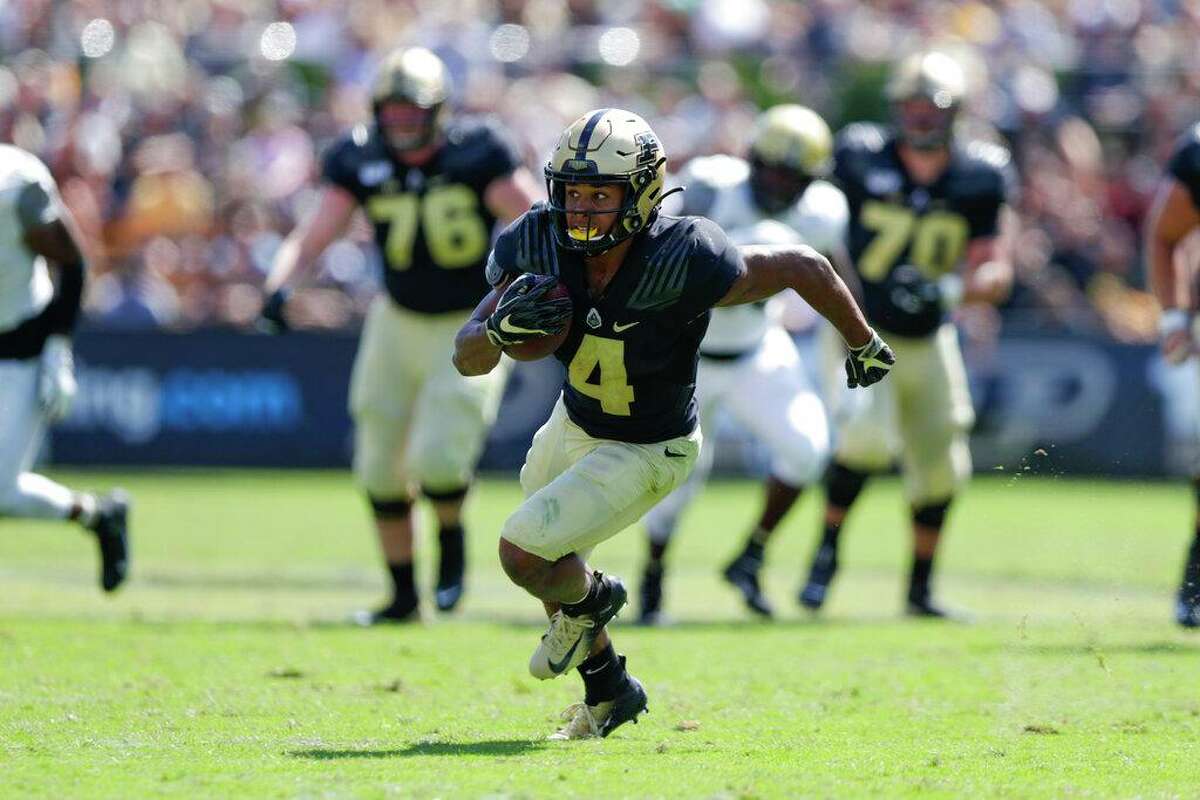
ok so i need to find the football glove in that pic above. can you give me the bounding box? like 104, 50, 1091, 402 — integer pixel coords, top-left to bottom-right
844, 329, 896, 389
38, 335, 77, 422
257, 288, 290, 334
484, 273, 572, 348
888, 266, 963, 314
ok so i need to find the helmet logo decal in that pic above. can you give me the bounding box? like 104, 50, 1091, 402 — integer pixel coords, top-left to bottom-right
634, 131, 660, 166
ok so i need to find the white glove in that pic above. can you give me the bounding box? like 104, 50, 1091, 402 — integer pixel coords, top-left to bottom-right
38, 335, 77, 422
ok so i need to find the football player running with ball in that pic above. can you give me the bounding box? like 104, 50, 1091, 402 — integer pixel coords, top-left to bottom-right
453, 109, 894, 739
0, 143, 128, 591
798, 50, 1015, 620
1145, 119, 1200, 628
260, 48, 539, 622
637, 105, 848, 623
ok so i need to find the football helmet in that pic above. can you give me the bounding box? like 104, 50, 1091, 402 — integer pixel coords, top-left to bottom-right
371, 47, 451, 152
887, 50, 966, 151
544, 108, 667, 255
747, 104, 833, 214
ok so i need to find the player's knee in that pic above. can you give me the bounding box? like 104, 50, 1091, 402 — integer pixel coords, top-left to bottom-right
825, 462, 870, 510
353, 446, 406, 500
498, 536, 549, 589
772, 432, 829, 487
368, 494, 412, 520
420, 482, 469, 504
912, 499, 952, 531
411, 449, 472, 499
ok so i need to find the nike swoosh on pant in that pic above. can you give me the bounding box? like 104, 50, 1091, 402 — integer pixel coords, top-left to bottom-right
664, 448, 686, 458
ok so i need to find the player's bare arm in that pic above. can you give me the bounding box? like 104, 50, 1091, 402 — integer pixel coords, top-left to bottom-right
721, 244, 873, 348
1146, 177, 1200, 361
453, 286, 506, 376
484, 167, 542, 225
957, 205, 1016, 306
263, 185, 359, 295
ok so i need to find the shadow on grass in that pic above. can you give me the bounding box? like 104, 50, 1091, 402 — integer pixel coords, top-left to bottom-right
289, 739, 545, 759
1003, 640, 1200, 656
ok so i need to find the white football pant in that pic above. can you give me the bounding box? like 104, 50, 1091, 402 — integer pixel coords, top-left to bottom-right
644, 327, 830, 544
0, 359, 76, 519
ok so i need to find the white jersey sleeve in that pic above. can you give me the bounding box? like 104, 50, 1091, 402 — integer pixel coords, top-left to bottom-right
782, 179, 848, 256
0, 145, 60, 332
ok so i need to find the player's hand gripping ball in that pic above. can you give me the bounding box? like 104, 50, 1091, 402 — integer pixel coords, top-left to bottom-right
484, 273, 573, 361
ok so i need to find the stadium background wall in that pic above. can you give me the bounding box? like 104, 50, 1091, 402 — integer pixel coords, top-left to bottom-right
48, 328, 1180, 477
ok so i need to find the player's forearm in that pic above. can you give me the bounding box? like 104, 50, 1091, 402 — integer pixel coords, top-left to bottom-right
734, 245, 868, 347
263, 233, 309, 294
1147, 236, 1190, 311
962, 259, 1012, 306
453, 320, 503, 376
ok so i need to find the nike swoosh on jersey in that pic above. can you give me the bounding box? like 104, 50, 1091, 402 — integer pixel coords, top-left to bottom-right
499, 316, 546, 336
612, 320, 641, 332
546, 635, 585, 674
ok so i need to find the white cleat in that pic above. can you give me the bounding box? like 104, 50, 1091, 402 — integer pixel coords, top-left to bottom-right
529, 610, 594, 680
548, 702, 606, 740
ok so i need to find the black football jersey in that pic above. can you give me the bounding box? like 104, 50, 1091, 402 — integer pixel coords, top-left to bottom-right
322, 115, 523, 314
1168, 122, 1200, 208
488, 204, 744, 443
834, 123, 1014, 337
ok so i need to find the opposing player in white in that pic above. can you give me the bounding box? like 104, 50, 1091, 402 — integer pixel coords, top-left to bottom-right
0, 144, 128, 591
637, 105, 848, 622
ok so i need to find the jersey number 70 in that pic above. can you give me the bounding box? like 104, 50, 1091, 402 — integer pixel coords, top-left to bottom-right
858, 200, 969, 281
367, 184, 490, 271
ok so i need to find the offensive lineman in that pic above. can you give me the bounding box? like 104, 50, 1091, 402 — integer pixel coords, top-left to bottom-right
798, 51, 1015, 618
453, 108, 894, 739
0, 143, 128, 590
260, 48, 539, 622
1145, 119, 1200, 627
637, 105, 847, 622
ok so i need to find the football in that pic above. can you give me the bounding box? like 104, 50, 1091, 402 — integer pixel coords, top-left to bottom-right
482, 279, 572, 362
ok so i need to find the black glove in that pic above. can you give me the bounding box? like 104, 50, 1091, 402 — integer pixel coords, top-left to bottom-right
258, 288, 290, 334
484, 273, 572, 348
844, 329, 895, 388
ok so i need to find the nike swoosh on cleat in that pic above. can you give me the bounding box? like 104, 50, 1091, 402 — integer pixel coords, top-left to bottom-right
499, 316, 546, 335
612, 320, 641, 332
664, 448, 686, 458
546, 635, 585, 674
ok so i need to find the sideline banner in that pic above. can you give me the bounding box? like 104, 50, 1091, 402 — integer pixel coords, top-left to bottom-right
53, 329, 1170, 476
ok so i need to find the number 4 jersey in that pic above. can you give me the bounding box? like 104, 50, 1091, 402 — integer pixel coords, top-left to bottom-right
487, 204, 744, 443
835, 123, 1016, 337
322, 116, 523, 314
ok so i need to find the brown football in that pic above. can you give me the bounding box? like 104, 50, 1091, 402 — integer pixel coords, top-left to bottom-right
490, 280, 572, 362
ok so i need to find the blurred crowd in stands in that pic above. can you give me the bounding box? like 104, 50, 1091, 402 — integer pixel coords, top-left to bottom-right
2, 0, 1198, 341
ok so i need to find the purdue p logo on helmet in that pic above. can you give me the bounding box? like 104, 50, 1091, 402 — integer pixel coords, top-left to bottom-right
544, 108, 667, 255
747, 104, 833, 214
887, 50, 967, 151
371, 47, 451, 152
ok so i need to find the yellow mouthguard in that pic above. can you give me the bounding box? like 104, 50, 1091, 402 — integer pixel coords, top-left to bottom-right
568, 226, 601, 241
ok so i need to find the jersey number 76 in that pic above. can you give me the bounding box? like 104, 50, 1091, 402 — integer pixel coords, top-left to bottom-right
367, 184, 490, 271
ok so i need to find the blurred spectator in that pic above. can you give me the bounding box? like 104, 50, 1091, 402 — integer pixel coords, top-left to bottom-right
1, 0, 1195, 339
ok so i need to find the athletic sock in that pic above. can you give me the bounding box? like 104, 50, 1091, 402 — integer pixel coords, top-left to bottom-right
70, 493, 99, 529
821, 519, 842, 550
388, 562, 417, 608
909, 556, 933, 601
577, 642, 627, 705
438, 525, 465, 576
740, 537, 765, 563
1183, 532, 1200, 597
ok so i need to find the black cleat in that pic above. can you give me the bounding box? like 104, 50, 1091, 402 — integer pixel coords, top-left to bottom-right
350, 598, 420, 626
722, 553, 773, 618
905, 594, 971, 623
435, 529, 466, 612
90, 490, 130, 592
1176, 587, 1200, 629
637, 562, 664, 626
600, 670, 649, 738
798, 543, 838, 611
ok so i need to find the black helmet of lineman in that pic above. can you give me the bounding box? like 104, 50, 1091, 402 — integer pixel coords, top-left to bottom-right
747, 104, 833, 215
544, 108, 667, 256
371, 47, 451, 153
887, 50, 967, 151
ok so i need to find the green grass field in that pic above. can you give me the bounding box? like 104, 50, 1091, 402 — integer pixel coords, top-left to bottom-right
2, 471, 1200, 798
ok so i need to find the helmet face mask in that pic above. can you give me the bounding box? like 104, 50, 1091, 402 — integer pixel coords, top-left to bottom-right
746, 104, 832, 215
371, 48, 450, 154
545, 109, 667, 256
887, 51, 966, 152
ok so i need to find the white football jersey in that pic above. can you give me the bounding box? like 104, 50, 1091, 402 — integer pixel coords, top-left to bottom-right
668, 155, 849, 354
0, 145, 60, 333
